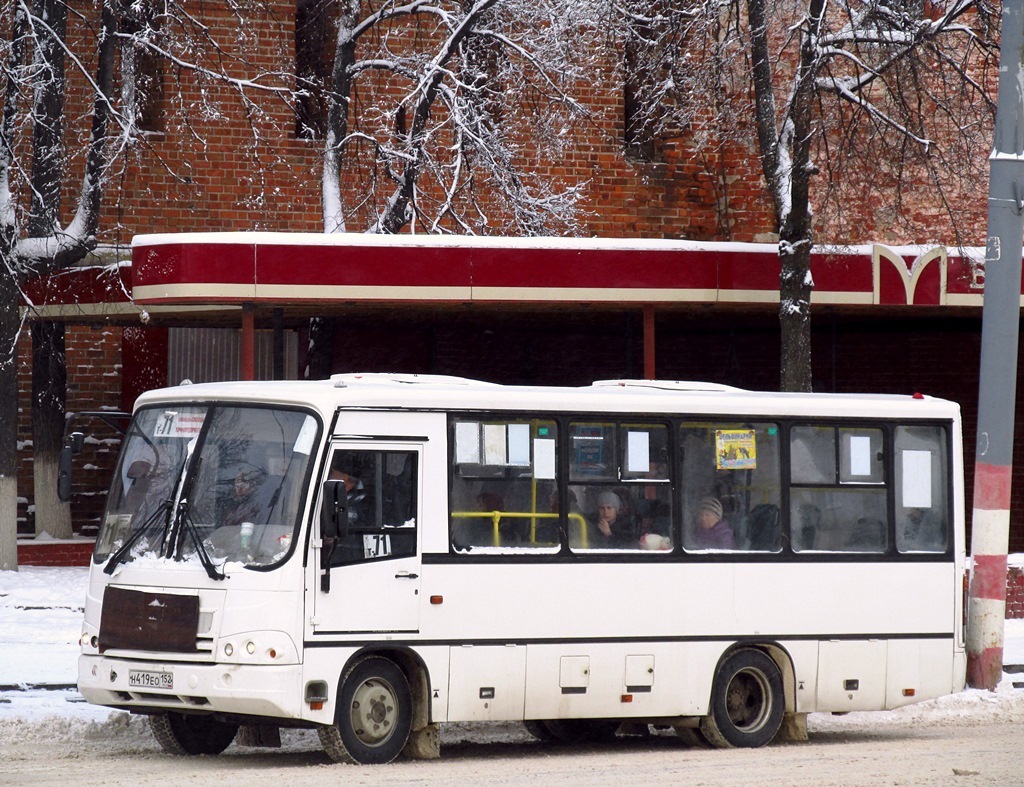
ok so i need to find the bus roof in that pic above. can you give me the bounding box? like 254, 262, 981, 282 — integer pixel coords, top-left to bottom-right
133, 373, 961, 422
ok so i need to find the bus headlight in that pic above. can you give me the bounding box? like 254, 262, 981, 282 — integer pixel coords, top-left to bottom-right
217, 632, 297, 664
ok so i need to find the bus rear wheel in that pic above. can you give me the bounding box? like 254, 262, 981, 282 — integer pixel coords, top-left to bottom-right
319, 656, 412, 765
150, 711, 238, 755
699, 649, 784, 749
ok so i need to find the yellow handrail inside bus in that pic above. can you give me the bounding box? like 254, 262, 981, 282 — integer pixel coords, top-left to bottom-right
450, 510, 589, 548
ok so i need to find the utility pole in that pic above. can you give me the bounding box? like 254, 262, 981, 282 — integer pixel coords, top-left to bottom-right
967, 1, 1024, 690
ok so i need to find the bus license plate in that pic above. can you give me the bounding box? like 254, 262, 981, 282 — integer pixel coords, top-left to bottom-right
128, 669, 173, 690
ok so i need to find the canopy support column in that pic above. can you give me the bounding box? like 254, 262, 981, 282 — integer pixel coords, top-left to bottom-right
241, 303, 255, 381
643, 304, 656, 380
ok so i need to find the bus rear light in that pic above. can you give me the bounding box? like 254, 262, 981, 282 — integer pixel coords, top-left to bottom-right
224, 643, 234, 657
268, 648, 277, 659
246, 641, 256, 655
621, 694, 633, 703
430, 596, 443, 605
903, 688, 916, 697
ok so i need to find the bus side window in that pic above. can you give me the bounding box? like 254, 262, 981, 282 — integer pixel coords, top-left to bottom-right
895, 425, 949, 553
449, 419, 561, 554
680, 422, 781, 553
789, 426, 888, 553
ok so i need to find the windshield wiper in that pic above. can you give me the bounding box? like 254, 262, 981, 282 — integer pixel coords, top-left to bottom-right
173, 501, 225, 581
102, 499, 172, 575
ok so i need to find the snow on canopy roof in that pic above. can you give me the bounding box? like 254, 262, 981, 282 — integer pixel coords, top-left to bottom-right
131, 231, 781, 254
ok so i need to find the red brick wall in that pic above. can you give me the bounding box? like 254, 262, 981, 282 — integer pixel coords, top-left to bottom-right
16, 326, 125, 537
17, 540, 95, 567
1008, 566, 1024, 620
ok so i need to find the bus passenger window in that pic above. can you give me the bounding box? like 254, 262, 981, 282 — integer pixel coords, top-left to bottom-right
449, 418, 561, 554
569, 422, 672, 553
789, 425, 888, 553
680, 422, 781, 553
895, 426, 949, 553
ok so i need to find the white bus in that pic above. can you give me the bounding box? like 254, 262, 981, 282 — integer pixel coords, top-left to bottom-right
77, 374, 966, 764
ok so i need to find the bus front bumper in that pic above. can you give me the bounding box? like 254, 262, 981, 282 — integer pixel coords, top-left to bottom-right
78, 654, 309, 721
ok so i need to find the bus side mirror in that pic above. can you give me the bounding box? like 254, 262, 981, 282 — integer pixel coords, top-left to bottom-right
319, 480, 348, 592
57, 432, 84, 503
320, 479, 349, 540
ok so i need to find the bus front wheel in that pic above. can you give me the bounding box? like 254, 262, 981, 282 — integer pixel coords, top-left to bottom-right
319, 656, 413, 765
150, 711, 238, 755
699, 649, 784, 748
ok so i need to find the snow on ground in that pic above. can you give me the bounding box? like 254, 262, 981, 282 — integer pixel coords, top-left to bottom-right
1, 565, 1022, 753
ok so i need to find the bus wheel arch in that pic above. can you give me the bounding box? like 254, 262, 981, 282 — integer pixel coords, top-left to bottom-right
699, 646, 787, 749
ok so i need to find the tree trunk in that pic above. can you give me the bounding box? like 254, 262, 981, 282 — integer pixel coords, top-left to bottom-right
304, 316, 336, 379
32, 321, 71, 539
0, 266, 21, 570
778, 239, 813, 392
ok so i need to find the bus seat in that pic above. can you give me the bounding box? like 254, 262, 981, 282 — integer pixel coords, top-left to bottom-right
745, 504, 781, 551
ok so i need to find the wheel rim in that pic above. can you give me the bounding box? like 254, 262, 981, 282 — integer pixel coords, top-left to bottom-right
349, 676, 399, 748
725, 667, 772, 733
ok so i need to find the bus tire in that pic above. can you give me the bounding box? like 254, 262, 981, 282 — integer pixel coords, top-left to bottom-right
150, 712, 238, 755
699, 648, 784, 749
319, 656, 412, 765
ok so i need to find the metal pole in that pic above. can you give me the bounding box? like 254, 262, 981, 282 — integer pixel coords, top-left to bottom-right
967, 1, 1024, 690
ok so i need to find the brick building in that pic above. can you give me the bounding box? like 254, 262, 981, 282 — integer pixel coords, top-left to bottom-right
14, 3, 1015, 556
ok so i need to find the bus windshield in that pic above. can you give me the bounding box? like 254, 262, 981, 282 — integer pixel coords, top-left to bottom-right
94, 404, 319, 570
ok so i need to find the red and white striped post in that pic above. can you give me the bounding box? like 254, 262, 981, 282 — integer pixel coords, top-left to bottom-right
968, 465, 1013, 688
966, 1, 1024, 690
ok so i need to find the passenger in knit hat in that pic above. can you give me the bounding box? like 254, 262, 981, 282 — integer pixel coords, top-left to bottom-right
594, 490, 632, 545
698, 497, 723, 520
693, 496, 735, 549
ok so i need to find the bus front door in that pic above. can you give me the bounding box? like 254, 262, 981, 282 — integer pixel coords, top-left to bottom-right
312, 443, 422, 634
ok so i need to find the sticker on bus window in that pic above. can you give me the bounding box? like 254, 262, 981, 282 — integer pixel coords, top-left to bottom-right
849, 435, 873, 477
716, 430, 757, 470
363, 534, 392, 559
153, 411, 205, 439
534, 438, 556, 480
902, 450, 932, 508
627, 431, 650, 473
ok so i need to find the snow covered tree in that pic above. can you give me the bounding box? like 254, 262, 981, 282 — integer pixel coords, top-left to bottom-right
2, 1, 611, 565
0, 0, 119, 570
617, 0, 997, 391
314, 0, 599, 235
0, 1, 301, 568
